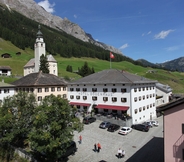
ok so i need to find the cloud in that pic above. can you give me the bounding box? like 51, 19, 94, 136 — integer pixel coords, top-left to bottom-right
165, 45, 180, 51
37, 0, 55, 13
154, 30, 174, 39
119, 43, 129, 50
74, 14, 77, 19
142, 31, 151, 36
147, 31, 151, 35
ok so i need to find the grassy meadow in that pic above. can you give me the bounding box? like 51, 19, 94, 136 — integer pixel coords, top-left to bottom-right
0, 38, 184, 93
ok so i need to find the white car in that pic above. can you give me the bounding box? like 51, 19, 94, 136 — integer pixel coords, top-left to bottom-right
150, 120, 159, 126
118, 127, 132, 135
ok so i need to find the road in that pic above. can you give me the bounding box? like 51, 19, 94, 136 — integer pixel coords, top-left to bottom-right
67, 116, 164, 162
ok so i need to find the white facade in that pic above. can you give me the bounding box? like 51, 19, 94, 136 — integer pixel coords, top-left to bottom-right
67, 69, 157, 124
0, 82, 15, 104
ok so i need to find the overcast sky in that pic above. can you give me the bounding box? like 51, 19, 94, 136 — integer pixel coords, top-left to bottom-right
34, 0, 184, 63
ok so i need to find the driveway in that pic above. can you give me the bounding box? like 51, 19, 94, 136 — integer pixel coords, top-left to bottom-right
67, 116, 164, 162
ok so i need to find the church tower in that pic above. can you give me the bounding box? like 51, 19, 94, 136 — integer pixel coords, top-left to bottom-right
34, 25, 45, 73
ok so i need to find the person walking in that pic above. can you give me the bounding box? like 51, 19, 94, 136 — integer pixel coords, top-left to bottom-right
79, 135, 82, 144
117, 148, 122, 158
97, 143, 101, 152
94, 143, 97, 152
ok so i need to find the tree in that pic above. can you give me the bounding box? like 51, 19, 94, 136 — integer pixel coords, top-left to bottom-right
28, 94, 83, 161
78, 62, 95, 77
0, 91, 37, 146
39, 54, 49, 73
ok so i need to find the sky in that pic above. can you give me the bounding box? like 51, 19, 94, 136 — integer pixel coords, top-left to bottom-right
34, 0, 184, 64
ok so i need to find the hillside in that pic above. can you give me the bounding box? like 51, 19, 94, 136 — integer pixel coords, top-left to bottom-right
0, 38, 184, 94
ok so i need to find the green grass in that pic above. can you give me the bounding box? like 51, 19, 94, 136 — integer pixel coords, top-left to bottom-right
0, 38, 184, 93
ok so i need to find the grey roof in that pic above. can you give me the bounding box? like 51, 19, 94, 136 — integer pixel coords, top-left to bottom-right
12, 71, 67, 87
0, 81, 15, 88
156, 83, 172, 93
69, 69, 157, 85
0, 66, 11, 70
24, 58, 34, 68
47, 54, 57, 62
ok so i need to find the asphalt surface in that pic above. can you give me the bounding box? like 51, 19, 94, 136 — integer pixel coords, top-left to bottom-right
66, 116, 164, 162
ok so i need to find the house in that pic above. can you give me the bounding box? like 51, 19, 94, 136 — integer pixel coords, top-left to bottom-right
1, 53, 11, 58
67, 69, 158, 124
12, 71, 67, 103
0, 80, 15, 105
23, 25, 58, 76
0, 66, 12, 76
156, 83, 172, 107
157, 97, 184, 162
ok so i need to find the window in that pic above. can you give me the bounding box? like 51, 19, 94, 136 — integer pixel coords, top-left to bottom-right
182, 124, 184, 134
57, 87, 61, 91
63, 87, 67, 91
134, 109, 138, 114
70, 95, 74, 99
70, 88, 74, 91
147, 105, 149, 109
134, 97, 137, 102
76, 96, 80, 100
139, 88, 141, 92
4, 89, 9, 94
150, 94, 152, 98
112, 97, 117, 102
92, 88, 97, 92
112, 88, 117, 93
63, 94, 67, 99
146, 87, 149, 90
121, 98, 127, 103
38, 88, 42, 93
76, 88, 80, 92
153, 103, 155, 107
143, 87, 145, 91
139, 107, 142, 112
134, 88, 137, 92
121, 88, 127, 93
83, 88, 87, 92
83, 96, 87, 100
26, 88, 29, 92
57, 95, 61, 98
143, 106, 145, 111
51, 87, 55, 92
45, 88, 49, 92
147, 95, 149, 99
30, 88, 34, 92
139, 96, 141, 101
103, 88, 108, 92
150, 87, 152, 90
92, 96, 97, 101
150, 104, 152, 108
103, 97, 108, 101
38, 96, 42, 101
143, 95, 145, 100
153, 94, 155, 97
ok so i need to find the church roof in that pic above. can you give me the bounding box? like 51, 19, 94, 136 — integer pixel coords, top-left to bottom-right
47, 54, 57, 62
24, 58, 34, 68
69, 69, 157, 85
12, 71, 67, 87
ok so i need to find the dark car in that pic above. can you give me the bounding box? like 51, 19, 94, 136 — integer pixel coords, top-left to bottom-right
107, 124, 120, 132
83, 116, 96, 124
99, 121, 111, 129
131, 124, 149, 132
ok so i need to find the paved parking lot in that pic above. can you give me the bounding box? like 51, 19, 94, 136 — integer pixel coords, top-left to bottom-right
67, 116, 164, 162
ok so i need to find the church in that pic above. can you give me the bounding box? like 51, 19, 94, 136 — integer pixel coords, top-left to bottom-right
23, 25, 58, 76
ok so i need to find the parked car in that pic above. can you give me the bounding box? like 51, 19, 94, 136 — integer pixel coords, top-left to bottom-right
99, 121, 111, 129
150, 120, 159, 126
142, 121, 153, 128
118, 127, 132, 135
131, 124, 149, 132
107, 124, 120, 132
83, 116, 96, 124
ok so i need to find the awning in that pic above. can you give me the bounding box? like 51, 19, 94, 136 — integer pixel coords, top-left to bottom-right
69, 102, 91, 107
95, 104, 129, 111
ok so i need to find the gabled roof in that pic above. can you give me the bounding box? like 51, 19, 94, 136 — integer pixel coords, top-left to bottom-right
24, 58, 34, 68
12, 71, 67, 87
0, 81, 15, 88
69, 69, 157, 85
0, 66, 11, 70
47, 54, 57, 62
156, 83, 172, 93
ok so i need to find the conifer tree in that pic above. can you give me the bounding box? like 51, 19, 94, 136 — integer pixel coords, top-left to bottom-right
39, 54, 49, 73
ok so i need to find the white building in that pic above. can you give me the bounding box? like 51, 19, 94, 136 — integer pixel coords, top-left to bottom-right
0, 80, 15, 104
0, 66, 11, 76
67, 69, 157, 124
156, 83, 172, 107
24, 25, 58, 76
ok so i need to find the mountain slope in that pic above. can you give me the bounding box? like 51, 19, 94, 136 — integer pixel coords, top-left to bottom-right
0, 0, 122, 54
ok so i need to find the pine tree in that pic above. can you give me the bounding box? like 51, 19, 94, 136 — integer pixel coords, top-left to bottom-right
39, 54, 49, 73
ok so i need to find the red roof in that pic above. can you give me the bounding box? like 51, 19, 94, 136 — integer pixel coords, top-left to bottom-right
95, 104, 129, 110
69, 102, 91, 106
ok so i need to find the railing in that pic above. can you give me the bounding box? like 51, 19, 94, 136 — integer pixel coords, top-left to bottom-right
173, 134, 184, 158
